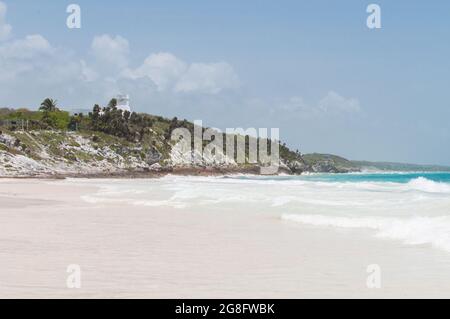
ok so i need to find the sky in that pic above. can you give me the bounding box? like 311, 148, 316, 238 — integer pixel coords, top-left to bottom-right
0, 0, 449, 165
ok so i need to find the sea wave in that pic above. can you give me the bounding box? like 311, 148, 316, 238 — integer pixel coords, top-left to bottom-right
74, 174, 450, 253
405, 177, 450, 193
282, 214, 450, 252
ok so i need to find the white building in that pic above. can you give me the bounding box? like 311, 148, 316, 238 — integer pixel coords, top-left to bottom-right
116, 94, 131, 112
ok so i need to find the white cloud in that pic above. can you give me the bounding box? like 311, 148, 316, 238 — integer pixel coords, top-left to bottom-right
80, 60, 98, 82
318, 91, 361, 113
0, 34, 52, 58
87, 35, 240, 95
127, 53, 240, 94
0, 23, 355, 121
0, 1, 12, 41
0, 34, 86, 86
279, 96, 310, 112
0, 27, 240, 110
175, 62, 239, 94
0, 33, 98, 107
0, 35, 54, 81
272, 92, 361, 119
127, 52, 187, 91
91, 34, 130, 69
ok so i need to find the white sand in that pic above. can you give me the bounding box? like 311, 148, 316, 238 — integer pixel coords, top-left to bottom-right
1, 178, 450, 298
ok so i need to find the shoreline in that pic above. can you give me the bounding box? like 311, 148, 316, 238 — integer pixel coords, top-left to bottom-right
2, 167, 449, 180
1, 178, 450, 298
0, 165, 277, 179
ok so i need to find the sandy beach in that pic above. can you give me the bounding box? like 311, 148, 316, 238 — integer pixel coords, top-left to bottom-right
1, 178, 450, 298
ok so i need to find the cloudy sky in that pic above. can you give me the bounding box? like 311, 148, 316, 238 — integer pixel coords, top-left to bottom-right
1, 0, 449, 165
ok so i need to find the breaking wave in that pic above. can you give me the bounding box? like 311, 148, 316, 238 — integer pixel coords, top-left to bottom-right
405, 177, 450, 193
282, 214, 450, 252
73, 172, 450, 252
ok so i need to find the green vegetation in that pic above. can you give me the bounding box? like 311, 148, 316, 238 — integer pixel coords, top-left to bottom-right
88, 103, 155, 141
0, 97, 307, 173
302, 153, 450, 172
42, 110, 70, 130
303, 153, 360, 173
304, 153, 357, 168
0, 98, 70, 130
39, 98, 58, 112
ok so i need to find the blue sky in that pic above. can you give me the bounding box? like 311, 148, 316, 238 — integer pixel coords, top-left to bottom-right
1, 0, 450, 165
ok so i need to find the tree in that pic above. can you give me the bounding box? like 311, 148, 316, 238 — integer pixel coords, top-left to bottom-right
108, 98, 117, 108
87, 103, 155, 142
42, 110, 70, 130
39, 98, 58, 112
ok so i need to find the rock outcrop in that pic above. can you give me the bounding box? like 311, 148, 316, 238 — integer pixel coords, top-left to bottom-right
0, 130, 353, 177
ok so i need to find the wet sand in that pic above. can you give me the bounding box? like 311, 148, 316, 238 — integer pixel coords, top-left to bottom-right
0, 179, 450, 298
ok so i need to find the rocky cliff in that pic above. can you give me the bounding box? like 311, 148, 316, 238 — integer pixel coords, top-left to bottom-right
0, 130, 312, 177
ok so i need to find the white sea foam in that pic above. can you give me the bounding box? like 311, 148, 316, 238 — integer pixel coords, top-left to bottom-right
75, 174, 450, 252
405, 177, 450, 193
282, 214, 450, 252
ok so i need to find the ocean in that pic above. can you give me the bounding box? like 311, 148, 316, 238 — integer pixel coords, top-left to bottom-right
77, 172, 450, 253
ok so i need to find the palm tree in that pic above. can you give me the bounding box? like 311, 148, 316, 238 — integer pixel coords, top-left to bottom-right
39, 98, 58, 112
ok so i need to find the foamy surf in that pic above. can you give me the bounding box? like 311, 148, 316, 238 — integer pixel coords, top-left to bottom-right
73, 172, 450, 253
282, 214, 450, 252
406, 177, 450, 193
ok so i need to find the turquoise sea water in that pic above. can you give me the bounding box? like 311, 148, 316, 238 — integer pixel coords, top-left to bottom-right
230, 172, 450, 184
